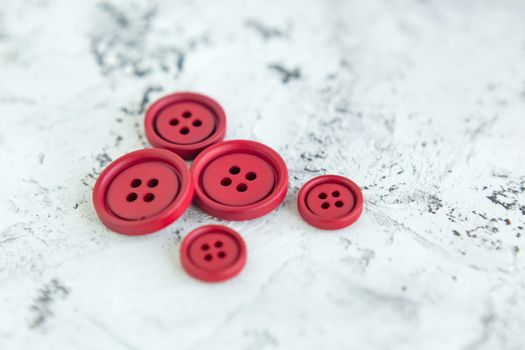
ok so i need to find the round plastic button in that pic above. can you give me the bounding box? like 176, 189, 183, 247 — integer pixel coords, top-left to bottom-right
297, 175, 363, 230
93, 148, 194, 235
144, 92, 226, 160
180, 225, 247, 282
191, 140, 288, 220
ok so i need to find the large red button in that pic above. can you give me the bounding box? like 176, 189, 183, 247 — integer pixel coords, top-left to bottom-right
191, 140, 288, 220
144, 92, 226, 160
180, 225, 247, 282
297, 175, 363, 230
93, 148, 194, 235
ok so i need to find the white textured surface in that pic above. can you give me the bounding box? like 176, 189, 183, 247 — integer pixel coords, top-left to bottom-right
1, 0, 525, 349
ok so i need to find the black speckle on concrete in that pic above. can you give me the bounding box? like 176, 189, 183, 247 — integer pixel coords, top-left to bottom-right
486, 178, 525, 212
81, 151, 114, 188
29, 279, 69, 329
304, 166, 325, 173
300, 151, 327, 162
176, 53, 185, 72
114, 135, 123, 147
268, 64, 301, 84
245, 19, 289, 40
95, 152, 112, 168
172, 229, 182, 243
473, 210, 488, 220
427, 195, 443, 214
121, 85, 163, 116
98, 2, 129, 27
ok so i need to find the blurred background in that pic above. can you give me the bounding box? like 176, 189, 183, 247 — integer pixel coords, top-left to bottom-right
1, 0, 524, 349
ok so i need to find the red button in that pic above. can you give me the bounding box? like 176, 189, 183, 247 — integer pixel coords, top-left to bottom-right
180, 225, 247, 282
92, 148, 194, 235
191, 140, 288, 220
297, 175, 363, 230
144, 92, 227, 160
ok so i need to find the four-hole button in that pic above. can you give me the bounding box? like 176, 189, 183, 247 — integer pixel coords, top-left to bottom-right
93, 149, 194, 235
180, 225, 247, 282
191, 140, 289, 221
145, 92, 226, 160
297, 175, 363, 230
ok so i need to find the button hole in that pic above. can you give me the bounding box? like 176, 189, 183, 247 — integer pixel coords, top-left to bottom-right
204, 254, 213, 261
147, 179, 159, 188
130, 179, 142, 188
220, 177, 232, 186
236, 183, 248, 192
143, 193, 155, 202
201, 244, 210, 251
245, 172, 257, 181
169, 118, 179, 126
218, 251, 226, 259
182, 111, 192, 118
229, 166, 241, 175
126, 193, 138, 202
318, 192, 327, 199
192, 120, 202, 127
321, 202, 330, 209
332, 191, 341, 198
180, 127, 190, 135
335, 201, 344, 208
214, 241, 223, 248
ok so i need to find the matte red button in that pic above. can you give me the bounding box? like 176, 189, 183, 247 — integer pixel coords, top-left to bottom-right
180, 225, 247, 282
297, 175, 363, 230
92, 148, 194, 235
144, 92, 226, 160
191, 140, 288, 220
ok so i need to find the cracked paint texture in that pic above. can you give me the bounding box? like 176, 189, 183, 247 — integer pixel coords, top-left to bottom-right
0, 0, 524, 349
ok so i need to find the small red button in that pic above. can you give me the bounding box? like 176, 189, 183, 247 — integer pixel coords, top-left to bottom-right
191, 140, 288, 220
93, 148, 194, 235
144, 92, 227, 160
180, 225, 247, 282
297, 175, 363, 230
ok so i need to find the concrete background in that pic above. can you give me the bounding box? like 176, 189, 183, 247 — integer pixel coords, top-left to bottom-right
1, 0, 524, 349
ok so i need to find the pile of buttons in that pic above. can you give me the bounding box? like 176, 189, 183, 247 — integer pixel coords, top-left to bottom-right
93, 92, 363, 282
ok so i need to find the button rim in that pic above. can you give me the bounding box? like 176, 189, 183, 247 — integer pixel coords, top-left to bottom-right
92, 148, 194, 235
180, 225, 247, 282
191, 140, 289, 221
297, 175, 363, 230
144, 92, 227, 160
